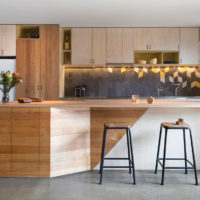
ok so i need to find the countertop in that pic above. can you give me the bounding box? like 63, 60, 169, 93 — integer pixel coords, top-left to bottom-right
1, 99, 200, 108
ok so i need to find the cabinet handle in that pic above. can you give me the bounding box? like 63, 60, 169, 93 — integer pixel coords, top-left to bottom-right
180, 58, 182, 64
150, 45, 151, 50
37, 85, 40, 90
147, 45, 148, 50
1, 49, 3, 55
40, 85, 43, 90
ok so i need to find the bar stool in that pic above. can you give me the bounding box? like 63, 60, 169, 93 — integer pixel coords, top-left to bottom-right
155, 122, 198, 185
99, 122, 136, 185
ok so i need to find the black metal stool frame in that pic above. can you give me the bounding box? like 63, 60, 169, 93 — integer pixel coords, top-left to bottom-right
155, 124, 198, 185
99, 126, 136, 185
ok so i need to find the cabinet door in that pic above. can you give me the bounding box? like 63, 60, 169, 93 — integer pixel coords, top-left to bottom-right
16, 39, 41, 98
162, 28, 179, 51
1, 25, 16, 56
11, 108, 40, 176
40, 25, 60, 100
148, 28, 163, 50
180, 28, 199, 64
134, 28, 149, 50
71, 28, 92, 65
92, 28, 106, 65
122, 28, 134, 63
0, 108, 11, 176
106, 28, 123, 63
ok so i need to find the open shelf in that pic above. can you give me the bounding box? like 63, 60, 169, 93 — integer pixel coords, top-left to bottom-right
17, 25, 40, 39
62, 28, 71, 65
134, 51, 162, 64
163, 52, 179, 64
134, 51, 179, 65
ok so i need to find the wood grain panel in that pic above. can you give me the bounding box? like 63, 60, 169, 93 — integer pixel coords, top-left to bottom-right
16, 39, 41, 98
40, 25, 60, 100
0, 108, 11, 176
1, 25, 16, 56
39, 108, 50, 177
11, 108, 40, 176
50, 107, 90, 177
90, 107, 148, 169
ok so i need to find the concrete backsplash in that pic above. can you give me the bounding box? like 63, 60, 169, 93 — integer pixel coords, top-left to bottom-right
64, 66, 200, 97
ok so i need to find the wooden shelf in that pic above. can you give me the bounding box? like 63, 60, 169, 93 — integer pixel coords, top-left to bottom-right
134, 51, 162, 64
17, 25, 40, 39
62, 28, 71, 65
134, 51, 180, 64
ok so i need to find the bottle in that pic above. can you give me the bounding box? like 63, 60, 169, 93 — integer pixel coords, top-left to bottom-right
64, 35, 70, 50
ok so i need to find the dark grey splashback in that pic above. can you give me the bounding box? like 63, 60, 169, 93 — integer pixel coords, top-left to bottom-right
64, 66, 200, 97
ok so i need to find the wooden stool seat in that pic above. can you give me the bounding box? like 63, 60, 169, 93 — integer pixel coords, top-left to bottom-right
161, 122, 190, 129
104, 122, 132, 128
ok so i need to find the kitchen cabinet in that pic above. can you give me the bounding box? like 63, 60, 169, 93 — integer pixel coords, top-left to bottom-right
16, 25, 60, 100
162, 28, 180, 51
106, 28, 133, 63
40, 25, 60, 100
92, 28, 106, 65
71, 28, 92, 65
0, 25, 16, 56
134, 28, 163, 50
16, 39, 41, 98
180, 28, 199, 64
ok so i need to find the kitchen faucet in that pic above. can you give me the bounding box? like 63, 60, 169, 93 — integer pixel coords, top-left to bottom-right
171, 83, 181, 96
157, 87, 163, 98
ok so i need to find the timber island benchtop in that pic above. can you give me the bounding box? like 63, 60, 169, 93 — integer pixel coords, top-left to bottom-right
0, 99, 200, 178
1, 99, 200, 108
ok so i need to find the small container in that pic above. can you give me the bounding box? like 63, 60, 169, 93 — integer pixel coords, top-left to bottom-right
147, 96, 155, 104
81, 85, 87, 97
75, 86, 82, 97
131, 95, 139, 103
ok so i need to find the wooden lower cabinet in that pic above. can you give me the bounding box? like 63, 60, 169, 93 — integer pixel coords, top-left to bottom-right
0, 108, 11, 176
0, 107, 90, 177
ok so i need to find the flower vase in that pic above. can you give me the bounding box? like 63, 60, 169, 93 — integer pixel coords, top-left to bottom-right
2, 92, 9, 103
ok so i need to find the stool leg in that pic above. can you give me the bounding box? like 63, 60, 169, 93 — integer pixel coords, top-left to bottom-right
128, 128, 136, 184
126, 128, 131, 174
183, 129, 188, 174
99, 127, 107, 185
161, 128, 168, 185
155, 125, 163, 174
189, 128, 198, 185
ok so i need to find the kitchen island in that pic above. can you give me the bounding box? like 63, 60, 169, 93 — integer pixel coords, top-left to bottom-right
0, 100, 200, 177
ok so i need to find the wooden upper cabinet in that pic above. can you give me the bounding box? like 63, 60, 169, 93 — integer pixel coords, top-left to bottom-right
107, 28, 133, 63
106, 28, 122, 63
1, 25, 16, 56
16, 39, 41, 98
180, 28, 199, 64
134, 28, 168, 51
134, 28, 149, 50
148, 28, 163, 50
92, 28, 106, 65
40, 25, 60, 100
71, 28, 92, 65
122, 28, 134, 63
162, 28, 179, 51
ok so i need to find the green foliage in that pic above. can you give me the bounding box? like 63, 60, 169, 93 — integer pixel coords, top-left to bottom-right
0, 71, 23, 93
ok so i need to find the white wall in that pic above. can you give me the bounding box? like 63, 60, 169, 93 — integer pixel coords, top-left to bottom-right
0, 59, 16, 101
94, 108, 200, 170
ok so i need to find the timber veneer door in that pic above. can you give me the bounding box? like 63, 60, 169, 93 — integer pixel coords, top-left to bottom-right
16, 39, 41, 98
106, 28, 134, 63
71, 28, 93, 65
0, 108, 11, 176
180, 28, 199, 64
11, 108, 40, 176
1, 25, 16, 56
40, 25, 60, 100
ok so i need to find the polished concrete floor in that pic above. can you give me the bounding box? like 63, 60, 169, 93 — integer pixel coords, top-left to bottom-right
0, 170, 199, 200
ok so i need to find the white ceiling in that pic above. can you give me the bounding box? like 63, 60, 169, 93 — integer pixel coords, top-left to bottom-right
0, 0, 200, 27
